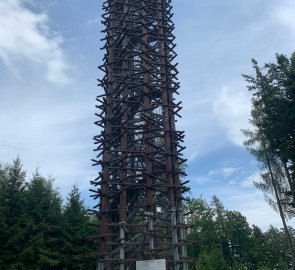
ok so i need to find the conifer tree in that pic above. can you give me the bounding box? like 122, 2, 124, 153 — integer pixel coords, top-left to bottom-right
63, 185, 96, 270
243, 53, 295, 210
243, 53, 295, 266
0, 158, 27, 269
19, 171, 64, 269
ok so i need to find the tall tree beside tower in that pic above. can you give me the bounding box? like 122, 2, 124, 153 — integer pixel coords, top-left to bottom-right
243, 52, 295, 267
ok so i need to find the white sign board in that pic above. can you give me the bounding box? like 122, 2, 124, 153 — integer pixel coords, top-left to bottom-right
136, 259, 166, 270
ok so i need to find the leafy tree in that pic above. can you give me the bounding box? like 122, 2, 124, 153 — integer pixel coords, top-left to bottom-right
186, 196, 292, 269
263, 226, 293, 269
223, 210, 253, 268
211, 197, 254, 268
250, 225, 268, 268
186, 197, 218, 260
193, 249, 229, 270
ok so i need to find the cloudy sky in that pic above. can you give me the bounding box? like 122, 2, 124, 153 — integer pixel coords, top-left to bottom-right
1, 0, 295, 230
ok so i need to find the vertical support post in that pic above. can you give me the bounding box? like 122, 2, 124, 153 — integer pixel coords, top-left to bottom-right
97, 261, 104, 270
178, 212, 188, 270
171, 208, 180, 270
119, 222, 126, 270
148, 215, 155, 259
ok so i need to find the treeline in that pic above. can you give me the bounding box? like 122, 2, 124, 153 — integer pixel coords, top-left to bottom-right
0, 158, 96, 270
186, 196, 294, 269
187, 52, 295, 270
1, 159, 293, 270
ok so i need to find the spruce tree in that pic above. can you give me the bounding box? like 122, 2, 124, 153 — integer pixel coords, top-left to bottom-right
0, 158, 27, 269
62, 185, 96, 270
19, 171, 64, 269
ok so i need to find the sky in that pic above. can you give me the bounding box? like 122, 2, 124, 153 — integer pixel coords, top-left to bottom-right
0, 0, 295, 230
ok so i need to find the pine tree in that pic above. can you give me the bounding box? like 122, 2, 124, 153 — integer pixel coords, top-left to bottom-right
0, 164, 7, 267
19, 171, 64, 269
62, 185, 96, 270
0, 158, 28, 269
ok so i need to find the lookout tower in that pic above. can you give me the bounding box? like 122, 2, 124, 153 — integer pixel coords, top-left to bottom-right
91, 1, 189, 269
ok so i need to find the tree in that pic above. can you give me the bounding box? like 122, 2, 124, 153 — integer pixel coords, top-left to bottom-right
19, 171, 64, 269
193, 249, 229, 270
250, 225, 268, 268
243, 53, 295, 266
62, 185, 96, 270
0, 164, 7, 267
222, 211, 253, 268
0, 158, 28, 269
210, 196, 227, 263
186, 195, 293, 269
243, 54, 295, 210
0, 159, 98, 270
186, 196, 261, 269
186, 197, 218, 261
263, 226, 293, 269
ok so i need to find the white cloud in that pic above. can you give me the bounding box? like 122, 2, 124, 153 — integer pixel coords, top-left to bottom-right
208, 166, 242, 178
0, 0, 71, 85
213, 86, 252, 146
240, 171, 260, 188
229, 190, 295, 230
232, 193, 285, 229
192, 174, 290, 230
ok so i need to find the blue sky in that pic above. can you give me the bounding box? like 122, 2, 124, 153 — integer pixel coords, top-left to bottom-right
0, 0, 295, 230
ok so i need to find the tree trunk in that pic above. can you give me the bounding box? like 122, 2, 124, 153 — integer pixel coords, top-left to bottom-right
264, 150, 295, 269
282, 160, 295, 205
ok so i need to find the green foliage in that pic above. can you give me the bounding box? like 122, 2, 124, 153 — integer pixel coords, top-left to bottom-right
186, 197, 217, 257
243, 52, 295, 266
1, 158, 293, 269
20, 171, 64, 269
0, 159, 96, 270
63, 185, 96, 270
243, 52, 295, 211
0, 158, 27, 269
186, 196, 293, 269
194, 249, 228, 270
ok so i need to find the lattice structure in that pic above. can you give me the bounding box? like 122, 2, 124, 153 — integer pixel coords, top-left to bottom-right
91, 0, 190, 269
